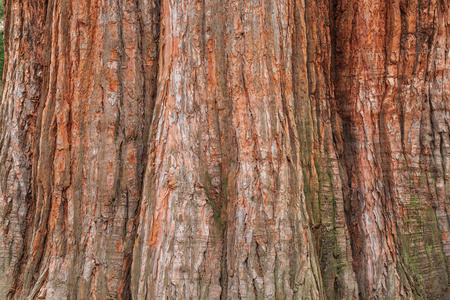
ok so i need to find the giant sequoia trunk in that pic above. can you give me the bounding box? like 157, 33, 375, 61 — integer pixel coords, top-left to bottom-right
0, 0, 449, 299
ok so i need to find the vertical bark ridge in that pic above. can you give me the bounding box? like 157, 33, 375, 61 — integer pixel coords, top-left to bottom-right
132, 0, 325, 298
386, 0, 450, 297
0, 0, 160, 298
131, 0, 225, 297
0, 0, 47, 298
221, 0, 323, 298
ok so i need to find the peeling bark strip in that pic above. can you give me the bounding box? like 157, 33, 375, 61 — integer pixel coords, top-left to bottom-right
0, 0, 448, 299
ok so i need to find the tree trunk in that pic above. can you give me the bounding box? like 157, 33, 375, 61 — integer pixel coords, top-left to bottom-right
0, 0, 448, 299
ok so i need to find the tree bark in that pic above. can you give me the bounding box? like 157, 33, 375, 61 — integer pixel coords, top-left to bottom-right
0, 0, 449, 299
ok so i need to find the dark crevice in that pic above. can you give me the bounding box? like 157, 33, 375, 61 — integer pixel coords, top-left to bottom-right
119, 0, 162, 298
330, 0, 369, 297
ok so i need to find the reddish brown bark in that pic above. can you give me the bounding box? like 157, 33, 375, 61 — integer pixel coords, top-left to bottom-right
1, 0, 159, 298
333, 0, 449, 298
0, 0, 449, 299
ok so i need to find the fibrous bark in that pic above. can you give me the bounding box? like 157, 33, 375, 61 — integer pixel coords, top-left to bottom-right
0, 0, 449, 299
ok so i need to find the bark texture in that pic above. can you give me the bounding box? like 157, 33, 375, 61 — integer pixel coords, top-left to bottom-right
0, 0, 449, 299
